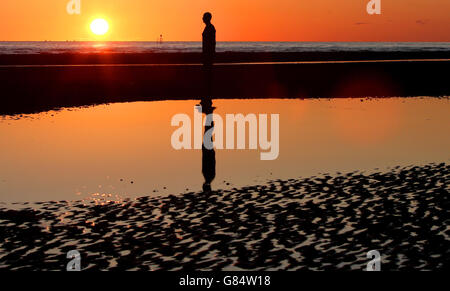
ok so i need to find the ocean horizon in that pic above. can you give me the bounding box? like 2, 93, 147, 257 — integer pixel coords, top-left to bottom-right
1, 41, 450, 54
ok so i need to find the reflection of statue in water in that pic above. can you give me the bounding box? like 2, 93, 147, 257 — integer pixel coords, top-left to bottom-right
200, 14, 217, 193
200, 98, 216, 193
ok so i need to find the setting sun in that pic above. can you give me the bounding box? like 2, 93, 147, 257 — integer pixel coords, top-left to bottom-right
90, 19, 109, 36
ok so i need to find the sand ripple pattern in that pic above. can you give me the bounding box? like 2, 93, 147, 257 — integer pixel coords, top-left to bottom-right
0, 163, 448, 271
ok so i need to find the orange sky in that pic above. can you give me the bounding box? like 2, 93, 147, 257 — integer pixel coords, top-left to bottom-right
1, 0, 449, 41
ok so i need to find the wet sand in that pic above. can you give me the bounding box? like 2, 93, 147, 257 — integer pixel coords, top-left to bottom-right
0, 163, 448, 271
0, 51, 449, 115
1, 51, 450, 65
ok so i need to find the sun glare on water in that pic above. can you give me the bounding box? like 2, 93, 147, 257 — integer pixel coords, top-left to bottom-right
90, 19, 109, 36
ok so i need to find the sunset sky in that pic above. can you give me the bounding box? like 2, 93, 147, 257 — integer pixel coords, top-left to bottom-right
1, 0, 449, 41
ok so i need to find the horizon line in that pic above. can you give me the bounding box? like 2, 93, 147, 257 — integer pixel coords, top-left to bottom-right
1, 40, 450, 43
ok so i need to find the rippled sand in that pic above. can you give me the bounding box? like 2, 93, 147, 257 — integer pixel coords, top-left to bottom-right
0, 163, 448, 271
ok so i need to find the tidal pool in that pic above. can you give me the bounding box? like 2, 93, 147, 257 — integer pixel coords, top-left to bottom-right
0, 97, 449, 204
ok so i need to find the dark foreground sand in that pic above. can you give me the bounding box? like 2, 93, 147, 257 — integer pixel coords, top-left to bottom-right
0, 163, 448, 271
1, 52, 449, 115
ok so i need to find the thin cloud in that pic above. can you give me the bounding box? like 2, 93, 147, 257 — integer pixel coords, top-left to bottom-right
416, 19, 430, 25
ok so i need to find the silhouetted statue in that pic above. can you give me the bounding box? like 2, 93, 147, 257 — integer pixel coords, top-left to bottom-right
202, 12, 216, 66
202, 12, 216, 97
200, 98, 216, 193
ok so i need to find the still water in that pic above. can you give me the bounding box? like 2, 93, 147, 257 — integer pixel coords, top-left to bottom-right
0, 97, 449, 203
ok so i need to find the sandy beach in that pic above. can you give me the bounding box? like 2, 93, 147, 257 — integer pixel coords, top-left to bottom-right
1, 52, 449, 115
0, 163, 448, 271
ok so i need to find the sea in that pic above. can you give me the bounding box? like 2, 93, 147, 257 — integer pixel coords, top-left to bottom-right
0, 41, 449, 54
